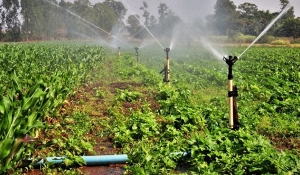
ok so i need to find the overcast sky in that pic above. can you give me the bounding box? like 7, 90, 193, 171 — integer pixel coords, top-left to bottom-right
69, 0, 300, 21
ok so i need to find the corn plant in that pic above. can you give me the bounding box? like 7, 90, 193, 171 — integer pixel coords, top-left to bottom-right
0, 43, 106, 173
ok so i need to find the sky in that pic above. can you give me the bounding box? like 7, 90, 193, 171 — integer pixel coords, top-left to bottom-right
67, 0, 300, 22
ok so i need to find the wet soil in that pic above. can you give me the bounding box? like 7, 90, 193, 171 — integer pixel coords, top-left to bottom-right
22, 81, 160, 175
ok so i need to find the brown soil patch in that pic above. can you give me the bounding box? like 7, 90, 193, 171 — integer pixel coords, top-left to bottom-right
268, 136, 300, 151
79, 164, 126, 175
22, 81, 160, 175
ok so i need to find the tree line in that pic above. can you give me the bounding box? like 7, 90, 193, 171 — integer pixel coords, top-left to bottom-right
0, 0, 299, 42
210, 0, 300, 39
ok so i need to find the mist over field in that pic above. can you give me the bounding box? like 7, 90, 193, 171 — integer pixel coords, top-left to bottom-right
0, 0, 299, 45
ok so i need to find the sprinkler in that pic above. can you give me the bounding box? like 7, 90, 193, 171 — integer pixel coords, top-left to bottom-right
160, 48, 170, 85
223, 56, 240, 130
134, 47, 139, 63
118, 47, 121, 58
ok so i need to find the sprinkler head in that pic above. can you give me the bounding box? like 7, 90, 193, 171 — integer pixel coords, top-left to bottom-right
118, 47, 120, 50
164, 48, 170, 53
223, 55, 238, 65
230, 56, 238, 61
134, 47, 139, 52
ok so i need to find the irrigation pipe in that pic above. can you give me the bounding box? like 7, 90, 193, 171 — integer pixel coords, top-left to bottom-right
32, 155, 128, 167
31, 152, 190, 168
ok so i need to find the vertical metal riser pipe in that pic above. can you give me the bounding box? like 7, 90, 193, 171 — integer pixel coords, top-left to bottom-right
223, 56, 238, 129
166, 58, 170, 81
228, 79, 233, 128
164, 48, 170, 86
134, 47, 139, 63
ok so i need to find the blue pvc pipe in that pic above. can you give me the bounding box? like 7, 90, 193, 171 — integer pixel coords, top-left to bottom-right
33, 154, 128, 167
33, 152, 190, 168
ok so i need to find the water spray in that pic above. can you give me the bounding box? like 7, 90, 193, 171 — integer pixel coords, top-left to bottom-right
118, 47, 121, 58
134, 47, 139, 63
121, 0, 164, 50
43, 0, 133, 48
223, 56, 240, 130
239, 3, 292, 58
160, 48, 171, 85
127, 28, 145, 42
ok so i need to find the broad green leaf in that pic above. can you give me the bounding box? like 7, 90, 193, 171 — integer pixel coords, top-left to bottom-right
0, 139, 13, 160
22, 97, 32, 111
27, 112, 37, 127
0, 105, 5, 114
1, 97, 11, 113
32, 88, 47, 98
63, 158, 72, 167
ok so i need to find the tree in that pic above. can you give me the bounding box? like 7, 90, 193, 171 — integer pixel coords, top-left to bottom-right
139, 1, 157, 32
139, 1, 157, 29
279, 0, 294, 19
3, 0, 21, 41
63, 0, 96, 39
42, 0, 65, 39
156, 3, 181, 37
127, 15, 143, 38
72, 0, 94, 22
21, 0, 66, 40
93, 2, 118, 34
0, 3, 3, 40
148, 15, 157, 29
270, 0, 295, 38
275, 18, 300, 38
140, 1, 150, 27
21, 0, 45, 40
236, 3, 259, 35
103, 0, 127, 21
213, 0, 238, 35
158, 3, 168, 24
238, 3, 258, 17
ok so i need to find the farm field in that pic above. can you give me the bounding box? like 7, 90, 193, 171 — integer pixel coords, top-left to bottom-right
0, 42, 300, 174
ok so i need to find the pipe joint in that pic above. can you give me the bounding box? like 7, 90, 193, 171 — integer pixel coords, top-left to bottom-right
228, 88, 238, 97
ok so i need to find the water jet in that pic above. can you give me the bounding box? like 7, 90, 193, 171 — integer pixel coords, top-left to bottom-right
121, 0, 164, 50
239, 3, 292, 58
43, 0, 133, 49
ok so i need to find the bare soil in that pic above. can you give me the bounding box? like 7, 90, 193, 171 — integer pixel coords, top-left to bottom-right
23, 81, 160, 175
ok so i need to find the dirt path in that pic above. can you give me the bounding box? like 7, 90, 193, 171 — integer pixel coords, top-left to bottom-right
23, 80, 160, 175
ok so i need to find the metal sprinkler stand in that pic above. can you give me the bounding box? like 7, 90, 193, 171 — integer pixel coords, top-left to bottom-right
118, 47, 121, 58
160, 48, 170, 85
134, 47, 139, 63
223, 56, 240, 130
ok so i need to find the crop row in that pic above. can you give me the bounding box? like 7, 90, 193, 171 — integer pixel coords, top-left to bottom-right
0, 44, 106, 173
0, 43, 299, 174
108, 46, 300, 174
